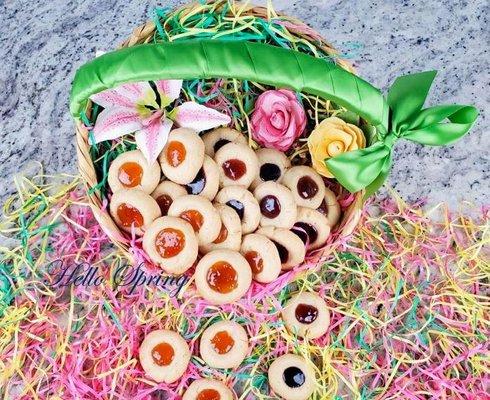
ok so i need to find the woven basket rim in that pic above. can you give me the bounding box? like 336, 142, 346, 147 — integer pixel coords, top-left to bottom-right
75, 1, 364, 262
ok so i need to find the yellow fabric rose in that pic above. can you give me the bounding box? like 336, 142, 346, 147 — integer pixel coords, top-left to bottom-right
307, 117, 366, 178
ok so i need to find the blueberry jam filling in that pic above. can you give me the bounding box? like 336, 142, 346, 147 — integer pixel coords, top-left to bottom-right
291, 222, 318, 244
226, 199, 245, 220
272, 240, 289, 263
259, 195, 281, 218
185, 168, 206, 195
283, 366, 305, 388
317, 200, 329, 215
213, 139, 230, 153
259, 163, 281, 182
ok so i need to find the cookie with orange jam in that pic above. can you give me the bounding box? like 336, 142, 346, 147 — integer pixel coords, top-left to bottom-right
199, 320, 249, 369
167, 195, 221, 246
143, 216, 198, 274
183, 378, 235, 400
109, 189, 160, 236
139, 329, 190, 384
108, 149, 161, 193
159, 128, 205, 184
195, 250, 252, 305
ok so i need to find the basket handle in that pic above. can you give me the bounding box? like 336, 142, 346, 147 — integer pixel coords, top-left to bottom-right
70, 40, 389, 132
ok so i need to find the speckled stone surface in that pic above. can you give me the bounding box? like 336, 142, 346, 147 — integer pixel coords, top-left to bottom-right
0, 0, 488, 207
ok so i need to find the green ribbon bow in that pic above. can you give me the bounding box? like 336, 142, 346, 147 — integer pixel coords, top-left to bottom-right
326, 71, 479, 196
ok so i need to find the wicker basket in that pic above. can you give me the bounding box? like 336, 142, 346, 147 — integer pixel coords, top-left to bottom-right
75, 1, 364, 261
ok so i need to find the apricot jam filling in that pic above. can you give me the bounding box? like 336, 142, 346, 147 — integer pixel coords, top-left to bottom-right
244, 251, 264, 274
210, 330, 235, 355
117, 203, 144, 228
155, 194, 173, 216
151, 342, 175, 366
155, 228, 186, 258
118, 162, 143, 187
213, 224, 228, 244
180, 209, 204, 232
206, 261, 238, 294
222, 159, 247, 180
197, 389, 221, 400
166, 141, 186, 167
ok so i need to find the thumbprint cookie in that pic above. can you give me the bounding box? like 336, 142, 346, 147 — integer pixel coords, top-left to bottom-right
241, 233, 281, 283
184, 155, 220, 200
200, 204, 242, 254
215, 142, 259, 188
139, 329, 191, 384
202, 127, 247, 158
253, 182, 298, 229
215, 186, 260, 234
282, 166, 326, 209
108, 150, 161, 193
168, 195, 221, 246
291, 207, 331, 250
159, 128, 205, 184
151, 181, 187, 216
251, 148, 291, 189
317, 187, 341, 228
142, 216, 198, 274
256, 226, 306, 270
195, 250, 252, 305
281, 292, 330, 339
110, 189, 160, 236
199, 320, 249, 369
183, 379, 235, 400
268, 354, 316, 400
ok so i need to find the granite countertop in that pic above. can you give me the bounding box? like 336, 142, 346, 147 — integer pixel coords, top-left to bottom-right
0, 0, 488, 207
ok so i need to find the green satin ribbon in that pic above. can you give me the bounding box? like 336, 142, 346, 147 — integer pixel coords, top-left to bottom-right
70, 40, 388, 131
326, 71, 478, 196
70, 41, 478, 197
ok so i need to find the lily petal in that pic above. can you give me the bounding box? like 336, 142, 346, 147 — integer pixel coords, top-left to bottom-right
135, 117, 174, 163
155, 80, 183, 107
90, 81, 156, 110
92, 107, 143, 144
173, 102, 231, 132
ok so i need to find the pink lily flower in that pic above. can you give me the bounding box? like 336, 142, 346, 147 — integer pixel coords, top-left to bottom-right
89, 80, 231, 162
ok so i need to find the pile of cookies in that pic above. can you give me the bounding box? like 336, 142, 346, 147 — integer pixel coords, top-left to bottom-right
108, 127, 340, 304
139, 290, 329, 400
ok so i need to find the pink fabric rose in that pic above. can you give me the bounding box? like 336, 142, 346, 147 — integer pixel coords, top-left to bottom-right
251, 89, 307, 151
